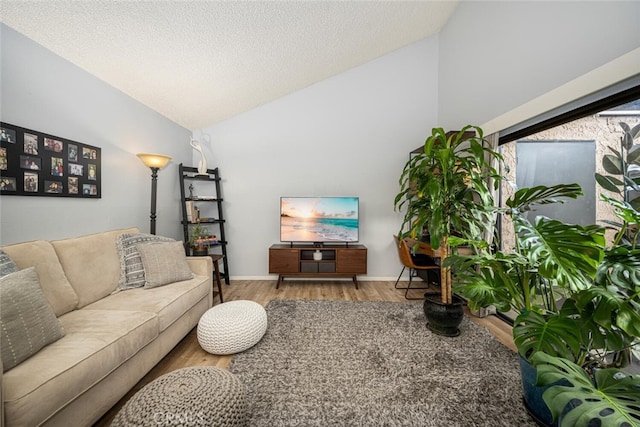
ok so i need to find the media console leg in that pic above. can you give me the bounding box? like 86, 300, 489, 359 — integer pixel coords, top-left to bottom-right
276, 274, 283, 289
353, 275, 358, 290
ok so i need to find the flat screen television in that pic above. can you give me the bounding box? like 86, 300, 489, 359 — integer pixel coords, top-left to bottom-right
280, 197, 359, 243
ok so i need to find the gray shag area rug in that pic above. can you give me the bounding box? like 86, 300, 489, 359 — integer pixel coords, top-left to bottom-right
229, 299, 536, 426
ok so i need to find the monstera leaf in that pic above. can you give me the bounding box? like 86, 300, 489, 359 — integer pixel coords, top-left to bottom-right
514, 215, 605, 292
506, 183, 583, 209
503, 184, 605, 292
532, 352, 640, 427
449, 251, 531, 313
578, 242, 640, 339
513, 310, 582, 362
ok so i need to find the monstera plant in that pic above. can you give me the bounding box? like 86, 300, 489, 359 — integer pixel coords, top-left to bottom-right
449, 182, 640, 426
449, 183, 605, 316
526, 194, 640, 427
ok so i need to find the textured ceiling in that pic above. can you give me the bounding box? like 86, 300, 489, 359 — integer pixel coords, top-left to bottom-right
1, 1, 458, 130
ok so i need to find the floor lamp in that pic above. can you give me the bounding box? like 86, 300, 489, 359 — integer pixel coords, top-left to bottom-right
137, 153, 172, 235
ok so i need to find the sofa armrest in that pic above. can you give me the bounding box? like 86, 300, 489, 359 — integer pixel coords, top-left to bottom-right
1, 358, 4, 427
187, 256, 214, 308
186, 256, 213, 281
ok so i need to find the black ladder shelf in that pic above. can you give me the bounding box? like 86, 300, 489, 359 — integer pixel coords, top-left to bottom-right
178, 163, 229, 284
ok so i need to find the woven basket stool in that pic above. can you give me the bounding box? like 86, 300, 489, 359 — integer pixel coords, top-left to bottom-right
197, 300, 267, 355
111, 366, 246, 427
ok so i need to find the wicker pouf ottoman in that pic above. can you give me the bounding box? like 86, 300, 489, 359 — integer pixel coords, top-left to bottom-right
197, 300, 267, 355
111, 366, 246, 427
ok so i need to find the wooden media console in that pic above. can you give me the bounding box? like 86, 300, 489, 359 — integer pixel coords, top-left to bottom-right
269, 244, 367, 289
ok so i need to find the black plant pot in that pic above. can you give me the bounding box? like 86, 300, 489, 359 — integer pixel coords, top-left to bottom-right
423, 292, 464, 337
191, 246, 209, 256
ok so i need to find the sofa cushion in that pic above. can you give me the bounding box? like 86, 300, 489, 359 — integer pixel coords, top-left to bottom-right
136, 241, 194, 289
116, 233, 175, 290
51, 227, 139, 308
83, 274, 210, 332
1, 240, 78, 316
1, 268, 66, 371
0, 249, 18, 277
2, 308, 158, 427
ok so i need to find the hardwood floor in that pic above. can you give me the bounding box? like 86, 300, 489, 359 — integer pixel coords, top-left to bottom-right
93, 279, 514, 426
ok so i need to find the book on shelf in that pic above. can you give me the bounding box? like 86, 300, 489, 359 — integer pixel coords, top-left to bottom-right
185, 201, 199, 222
193, 196, 216, 201
194, 236, 218, 246
185, 200, 193, 221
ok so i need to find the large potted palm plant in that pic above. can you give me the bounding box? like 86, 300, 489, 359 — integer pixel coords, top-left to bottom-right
450, 181, 640, 426
394, 125, 503, 336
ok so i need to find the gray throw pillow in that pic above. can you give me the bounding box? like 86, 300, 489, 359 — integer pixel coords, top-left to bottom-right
135, 241, 194, 289
0, 249, 18, 277
1, 267, 65, 371
116, 233, 175, 290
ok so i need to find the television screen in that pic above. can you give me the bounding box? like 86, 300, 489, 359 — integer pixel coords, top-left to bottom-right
280, 197, 359, 243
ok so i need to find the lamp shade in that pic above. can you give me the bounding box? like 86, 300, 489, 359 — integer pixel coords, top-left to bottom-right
137, 153, 172, 169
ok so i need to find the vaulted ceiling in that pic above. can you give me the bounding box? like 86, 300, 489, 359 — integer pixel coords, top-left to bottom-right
1, 1, 458, 130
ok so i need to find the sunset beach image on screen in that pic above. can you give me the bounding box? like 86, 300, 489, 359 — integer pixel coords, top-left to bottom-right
280, 197, 359, 242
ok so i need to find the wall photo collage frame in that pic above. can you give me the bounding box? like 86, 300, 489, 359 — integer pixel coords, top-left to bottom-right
0, 122, 101, 198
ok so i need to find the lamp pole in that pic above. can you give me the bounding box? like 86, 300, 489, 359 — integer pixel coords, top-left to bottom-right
149, 166, 159, 235
137, 153, 172, 236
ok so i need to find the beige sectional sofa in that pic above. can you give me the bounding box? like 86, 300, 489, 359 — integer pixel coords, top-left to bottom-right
0, 227, 213, 427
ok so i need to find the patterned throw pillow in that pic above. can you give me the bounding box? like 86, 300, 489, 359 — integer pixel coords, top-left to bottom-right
1, 267, 65, 371
116, 233, 175, 290
0, 249, 18, 277
135, 241, 194, 289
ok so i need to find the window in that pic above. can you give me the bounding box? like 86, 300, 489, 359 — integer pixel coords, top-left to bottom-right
499, 94, 640, 247
516, 140, 595, 225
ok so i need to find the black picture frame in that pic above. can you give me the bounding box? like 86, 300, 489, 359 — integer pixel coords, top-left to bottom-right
0, 122, 101, 198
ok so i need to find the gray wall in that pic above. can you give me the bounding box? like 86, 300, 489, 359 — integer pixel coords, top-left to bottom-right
0, 24, 192, 244
438, 1, 640, 130
196, 1, 640, 280
194, 37, 439, 279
